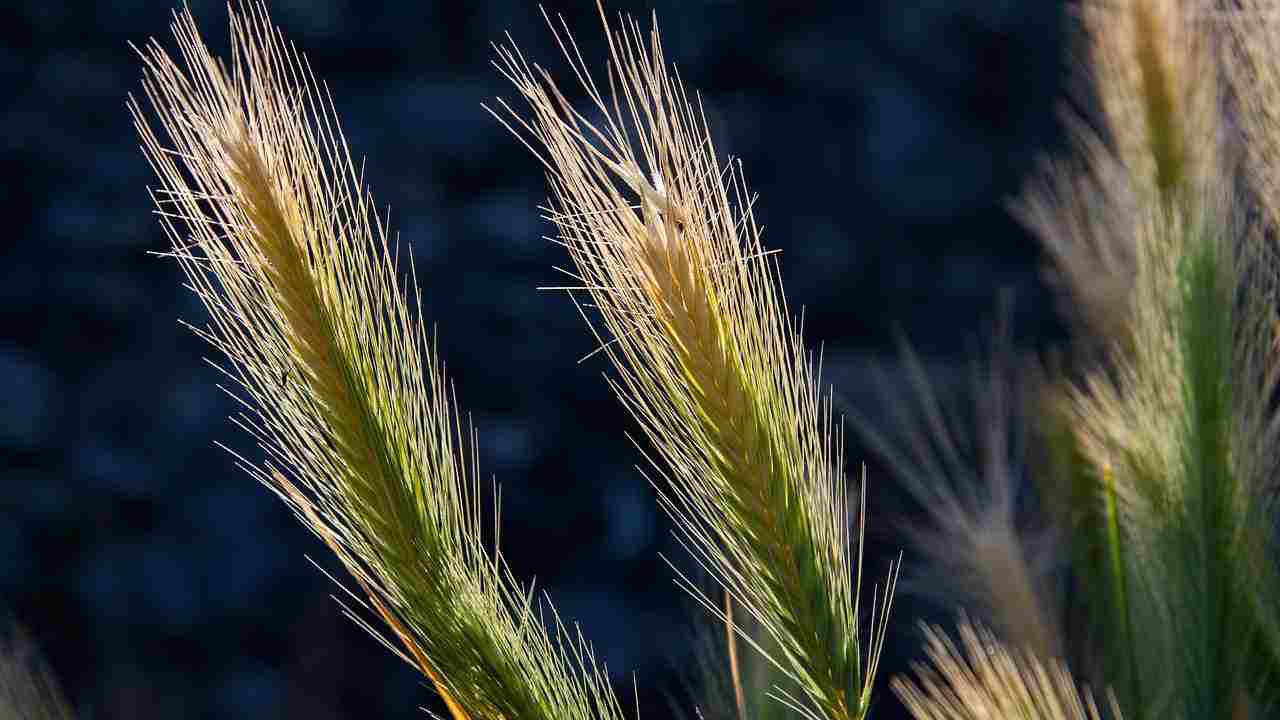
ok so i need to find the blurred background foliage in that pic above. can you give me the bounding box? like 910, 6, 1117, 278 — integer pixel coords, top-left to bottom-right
0, 1, 1065, 718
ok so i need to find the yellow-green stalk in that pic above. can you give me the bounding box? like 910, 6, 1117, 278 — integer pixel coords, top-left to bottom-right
682, 589, 804, 720
130, 6, 626, 720
490, 6, 896, 720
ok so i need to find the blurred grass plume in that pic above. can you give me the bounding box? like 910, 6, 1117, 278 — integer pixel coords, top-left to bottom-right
892, 619, 1118, 720
855, 319, 1063, 662
1012, 1, 1280, 717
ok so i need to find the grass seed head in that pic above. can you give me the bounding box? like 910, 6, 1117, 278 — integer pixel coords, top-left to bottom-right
490, 5, 896, 719
131, 6, 627, 720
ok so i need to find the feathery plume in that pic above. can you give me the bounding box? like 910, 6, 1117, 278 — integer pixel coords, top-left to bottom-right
855, 321, 1062, 661
1024, 3, 1280, 714
130, 6, 626, 720
892, 619, 1118, 720
489, 6, 896, 720
1030, 142, 1280, 718
1011, 131, 1138, 350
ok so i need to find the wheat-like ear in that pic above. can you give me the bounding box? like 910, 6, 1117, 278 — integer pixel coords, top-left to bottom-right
892, 618, 1119, 720
129, 6, 627, 720
489, 6, 896, 720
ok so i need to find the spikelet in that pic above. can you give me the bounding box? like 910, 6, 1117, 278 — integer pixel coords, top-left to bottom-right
892, 619, 1118, 720
129, 6, 626, 720
489, 6, 896, 720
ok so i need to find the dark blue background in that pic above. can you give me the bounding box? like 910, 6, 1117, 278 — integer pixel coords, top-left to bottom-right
2, 1, 1067, 717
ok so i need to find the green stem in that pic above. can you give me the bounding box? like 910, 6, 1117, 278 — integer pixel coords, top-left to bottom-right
1103, 464, 1144, 720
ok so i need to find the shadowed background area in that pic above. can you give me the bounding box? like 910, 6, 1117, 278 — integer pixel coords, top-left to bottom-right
1, 1, 1066, 718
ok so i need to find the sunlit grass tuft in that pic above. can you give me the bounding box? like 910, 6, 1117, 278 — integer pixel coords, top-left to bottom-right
130, 6, 627, 720
488, 6, 897, 720
893, 618, 1118, 720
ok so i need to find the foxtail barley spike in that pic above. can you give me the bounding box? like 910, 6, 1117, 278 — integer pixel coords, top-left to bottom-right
130, 6, 627, 720
490, 5, 897, 720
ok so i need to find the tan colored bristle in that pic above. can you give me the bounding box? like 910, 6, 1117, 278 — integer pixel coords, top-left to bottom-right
893, 619, 1118, 720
